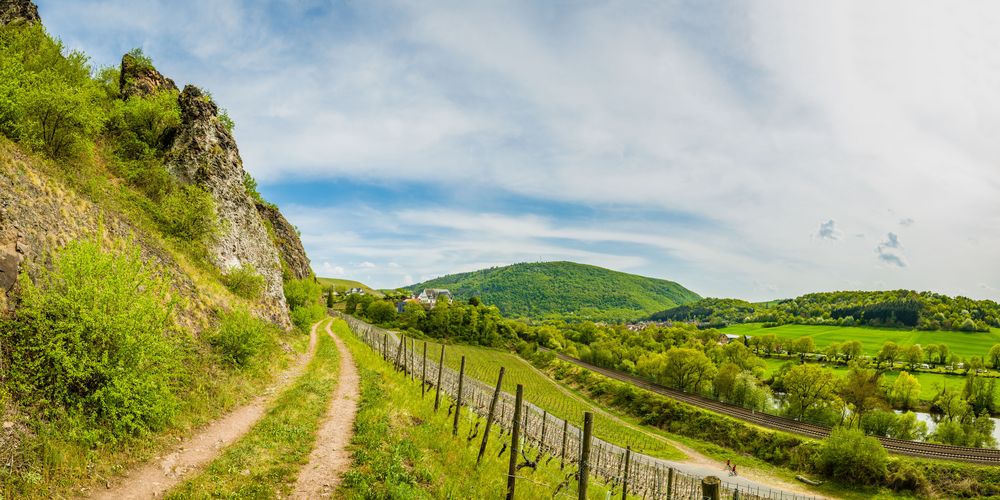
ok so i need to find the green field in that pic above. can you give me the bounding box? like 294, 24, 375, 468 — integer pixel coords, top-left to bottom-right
317, 277, 383, 297
761, 358, 968, 402
401, 338, 684, 461
723, 323, 1000, 361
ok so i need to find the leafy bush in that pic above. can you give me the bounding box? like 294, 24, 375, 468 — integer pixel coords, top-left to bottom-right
364, 300, 397, 323
207, 308, 277, 368
291, 303, 326, 331
3, 237, 184, 439
0, 23, 103, 159
157, 184, 219, 242
222, 264, 265, 300
814, 427, 888, 485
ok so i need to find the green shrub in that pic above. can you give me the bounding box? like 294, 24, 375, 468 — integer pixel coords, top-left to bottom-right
207, 308, 277, 368
814, 427, 888, 485
283, 277, 322, 310
0, 23, 103, 159
364, 300, 397, 323
3, 237, 184, 439
222, 264, 265, 300
158, 184, 219, 242
291, 303, 326, 332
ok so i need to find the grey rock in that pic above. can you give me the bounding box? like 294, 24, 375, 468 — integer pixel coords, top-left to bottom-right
168, 85, 292, 329
119, 52, 178, 99
0, 0, 39, 26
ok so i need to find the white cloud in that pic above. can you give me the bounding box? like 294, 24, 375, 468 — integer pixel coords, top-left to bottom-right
816, 220, 841, 240
358, 261, 376, 269
320, 262, 345, 276
41, 0, 1000, 300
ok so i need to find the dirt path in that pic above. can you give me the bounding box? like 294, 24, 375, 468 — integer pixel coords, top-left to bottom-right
94, 320, 324, 500
520, 358, 828, 498
289, 319, 360, 499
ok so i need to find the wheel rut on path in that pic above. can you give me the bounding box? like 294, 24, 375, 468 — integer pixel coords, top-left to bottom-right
289, 318, 360, 499
93, 320, 324, 500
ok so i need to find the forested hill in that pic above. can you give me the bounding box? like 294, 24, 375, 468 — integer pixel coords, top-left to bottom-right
406, 261, 700, 322
650, 290, 1000, 332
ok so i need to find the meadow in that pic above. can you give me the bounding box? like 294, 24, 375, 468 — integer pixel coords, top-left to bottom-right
723, 323, 1000, 361
409, 339, 686, 461
761, 358, 968, 402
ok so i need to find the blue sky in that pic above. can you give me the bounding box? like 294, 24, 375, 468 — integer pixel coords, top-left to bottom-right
38, 0, 1000, 300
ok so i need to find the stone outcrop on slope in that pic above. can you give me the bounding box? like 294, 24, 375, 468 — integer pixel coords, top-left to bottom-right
167, 85, 292, 329
119, 52, 178, 99
256, 201, 312, 280
0, 0, 39, 25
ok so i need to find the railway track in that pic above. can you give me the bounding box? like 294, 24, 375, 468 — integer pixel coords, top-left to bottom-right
550, 351, 1000, 464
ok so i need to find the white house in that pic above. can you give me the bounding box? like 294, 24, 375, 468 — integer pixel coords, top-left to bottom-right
417, 288, 452, 305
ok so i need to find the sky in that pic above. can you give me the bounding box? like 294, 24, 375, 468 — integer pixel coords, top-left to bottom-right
37, 0, 1000, 301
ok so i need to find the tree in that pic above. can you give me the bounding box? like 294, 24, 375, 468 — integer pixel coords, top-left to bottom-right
400, 301, 426, 330
365, 300, 397, 324
790, 336, 815, 362
661, 348, 717, 394
839, 362, 884, 421
824, 342, 841, 364
842, 340, 863, 362
815, 427, 888, 485
905, 344, 923, 369
925, 344, 940, 365
891, 371, 921, 410
326, 291, 334, 308
938, 344, 950, 365
877, 341, 900, 369
713, 362, 741, 400
783, 363, 837, 421
990, 344, 1000, 369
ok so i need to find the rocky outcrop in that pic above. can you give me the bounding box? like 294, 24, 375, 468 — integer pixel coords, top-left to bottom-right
0, 144, 208, 327
0, 0, 39, 25
256, 201, 312, 280
167, 85, 291, 329
119, 52, 178, 99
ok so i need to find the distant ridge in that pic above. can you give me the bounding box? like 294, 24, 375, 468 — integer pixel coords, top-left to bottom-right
406, 261, 700, 322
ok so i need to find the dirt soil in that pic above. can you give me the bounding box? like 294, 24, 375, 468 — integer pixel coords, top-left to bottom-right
93, 320, 323, 500
288, 319, 360, 498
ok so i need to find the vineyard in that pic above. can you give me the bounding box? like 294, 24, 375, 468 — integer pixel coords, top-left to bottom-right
342, 314, 819, 499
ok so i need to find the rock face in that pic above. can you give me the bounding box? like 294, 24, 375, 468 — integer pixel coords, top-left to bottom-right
119, 53, 178, 99
168, 85, 292, 329
0, 0, 39, 25
0, 144, 207, 326
256, 201, 312, 280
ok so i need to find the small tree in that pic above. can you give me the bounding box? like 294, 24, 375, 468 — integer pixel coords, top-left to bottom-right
815, 427, 888, 485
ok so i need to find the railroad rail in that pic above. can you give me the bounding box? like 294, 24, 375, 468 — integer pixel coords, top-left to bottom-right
550, 351, 1000, 464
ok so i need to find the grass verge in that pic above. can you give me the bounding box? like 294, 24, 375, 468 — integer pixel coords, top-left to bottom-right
166, 318, 341, 498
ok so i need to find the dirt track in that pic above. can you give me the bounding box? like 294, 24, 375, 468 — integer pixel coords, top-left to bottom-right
94, 320, 323, 500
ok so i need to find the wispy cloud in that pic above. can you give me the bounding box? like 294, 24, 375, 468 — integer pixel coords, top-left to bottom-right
816, 220, 840, 240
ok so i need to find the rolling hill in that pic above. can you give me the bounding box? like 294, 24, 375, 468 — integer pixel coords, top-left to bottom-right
317, 277, 383, 297
406, 261, 700, 321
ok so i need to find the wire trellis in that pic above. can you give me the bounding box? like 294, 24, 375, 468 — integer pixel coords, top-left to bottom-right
342, 314, 818, 500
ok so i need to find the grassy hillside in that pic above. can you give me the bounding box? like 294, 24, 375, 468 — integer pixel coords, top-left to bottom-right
406, 261, 700, 322
317, 277, 382, 297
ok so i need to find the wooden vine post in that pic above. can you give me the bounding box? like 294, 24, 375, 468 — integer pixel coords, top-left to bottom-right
434, 344, 445, 412
506, 384, 524, 500
453, 355, 466, 436
477, 367, 505, 465
621, 446, 631, 500
579, 412, 593, 500
421, 341, 428, 398
560, 419, 569, 469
